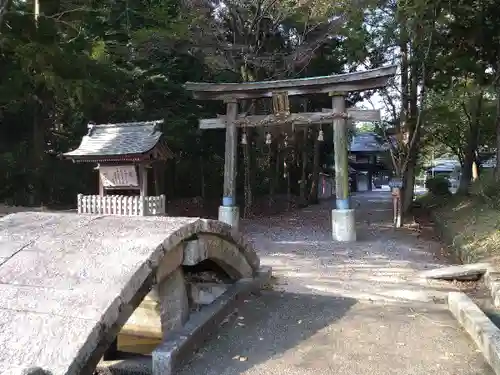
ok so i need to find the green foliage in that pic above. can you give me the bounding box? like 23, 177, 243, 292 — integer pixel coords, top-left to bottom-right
425, 176, 451, 196
470, 171, 500, 209
1, 0, 500, 208
0, 0, 381, 207
422, 82, 496, 162
356, 122, 375, 134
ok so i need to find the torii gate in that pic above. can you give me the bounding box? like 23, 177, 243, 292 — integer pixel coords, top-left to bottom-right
184, 65, 396, 242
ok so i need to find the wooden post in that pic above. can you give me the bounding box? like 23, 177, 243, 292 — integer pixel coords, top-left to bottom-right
332, 95, 349, 209
367, 154, 375, 191
222, 100, 238, 207
139, 164, 148, 196
392, 187, 401, 226
389, 177, 403, 227
98, 168, 105, 196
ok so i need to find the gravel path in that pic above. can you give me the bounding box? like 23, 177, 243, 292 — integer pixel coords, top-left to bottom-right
179, 190, 493, 375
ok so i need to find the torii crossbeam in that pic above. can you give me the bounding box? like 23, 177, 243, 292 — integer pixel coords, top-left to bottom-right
184, 65, 396, 242
198, 109, 380, 129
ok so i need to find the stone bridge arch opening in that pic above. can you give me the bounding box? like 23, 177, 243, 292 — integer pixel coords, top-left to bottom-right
113, 231, 258, 359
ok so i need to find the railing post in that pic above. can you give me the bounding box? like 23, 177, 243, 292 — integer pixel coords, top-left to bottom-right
77, 194, 83, 214
140, 196, 146, 216
160, 194, 166, 215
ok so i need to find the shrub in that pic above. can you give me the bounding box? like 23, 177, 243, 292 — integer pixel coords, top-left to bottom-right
471, 172, 500, 209
425, 176, 451, 196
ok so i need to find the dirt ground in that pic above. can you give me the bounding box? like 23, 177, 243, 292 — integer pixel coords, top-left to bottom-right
178, 190, 493, 375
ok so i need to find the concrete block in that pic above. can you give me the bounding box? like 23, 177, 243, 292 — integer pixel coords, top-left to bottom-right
331, 209, 356, 242
484, 270, 500, 308
484, 269, 500, 285
448, 292, 500, 374
419, 262, 489, 281
218, 206, 240, 230
188, 283, 229, 305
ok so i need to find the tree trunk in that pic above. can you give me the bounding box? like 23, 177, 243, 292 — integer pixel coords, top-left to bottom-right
395, 189, 403, 228
458, 131, 478, 194
243, 131, 252, 218
299, 129, 308, 205
199, 155, 205, 207
458, 92, 483, 194
170, 160, 177, 200
403, 161, 416, 211
495, 84, 500, 181
269, 135, 279, 207
402, 39, 421, 213
309, 134, 320, 204
458, 151, 474, 194
32, 100, 45, 206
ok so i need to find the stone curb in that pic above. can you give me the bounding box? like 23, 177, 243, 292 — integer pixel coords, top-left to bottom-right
448, 292, 500, 374
97, 266, 272, 375
484, 267, 500, 308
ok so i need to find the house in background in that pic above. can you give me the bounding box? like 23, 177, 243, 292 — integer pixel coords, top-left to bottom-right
349, 132, 392, 191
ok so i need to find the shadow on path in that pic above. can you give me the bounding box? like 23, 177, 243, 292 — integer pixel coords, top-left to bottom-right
178, 291, 357, 375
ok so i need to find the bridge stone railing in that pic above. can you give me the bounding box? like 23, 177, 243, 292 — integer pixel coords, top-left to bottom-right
77, 194, 166, 216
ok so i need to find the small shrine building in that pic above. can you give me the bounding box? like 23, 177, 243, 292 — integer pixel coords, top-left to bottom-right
64, 120, 173, 216
349, 132, 391, 191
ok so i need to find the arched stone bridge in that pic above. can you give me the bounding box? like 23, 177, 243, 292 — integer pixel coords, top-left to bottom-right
0, 212, 267, 375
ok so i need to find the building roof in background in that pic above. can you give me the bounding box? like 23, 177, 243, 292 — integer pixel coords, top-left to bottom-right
349, 132, 389, 153
64, 120, 173, 162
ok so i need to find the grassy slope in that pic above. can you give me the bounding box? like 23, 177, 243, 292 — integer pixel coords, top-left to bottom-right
418, 192, 500, 264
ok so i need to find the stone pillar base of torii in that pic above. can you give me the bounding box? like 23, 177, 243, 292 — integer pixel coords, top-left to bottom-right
332, 208, 356, 242
218, 205, 240, 231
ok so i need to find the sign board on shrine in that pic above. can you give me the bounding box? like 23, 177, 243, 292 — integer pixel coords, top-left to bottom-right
99, 165, 139, 188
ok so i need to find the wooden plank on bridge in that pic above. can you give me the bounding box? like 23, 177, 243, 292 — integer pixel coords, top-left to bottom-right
200, 109, 381, 130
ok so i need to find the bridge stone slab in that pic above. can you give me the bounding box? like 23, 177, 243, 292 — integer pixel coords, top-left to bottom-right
0, 213, 98, 259
0, 309, 100, 374
0, 212, 262, 375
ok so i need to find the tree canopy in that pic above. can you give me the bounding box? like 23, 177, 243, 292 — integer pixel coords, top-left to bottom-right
0, 0, 498, 213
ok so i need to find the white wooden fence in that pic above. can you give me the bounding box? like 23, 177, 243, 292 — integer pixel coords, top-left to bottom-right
77, 194, 166, 216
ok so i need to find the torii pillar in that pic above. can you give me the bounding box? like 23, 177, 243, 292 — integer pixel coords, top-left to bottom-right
331, 94, 356, 242
219, 100, 240, 229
